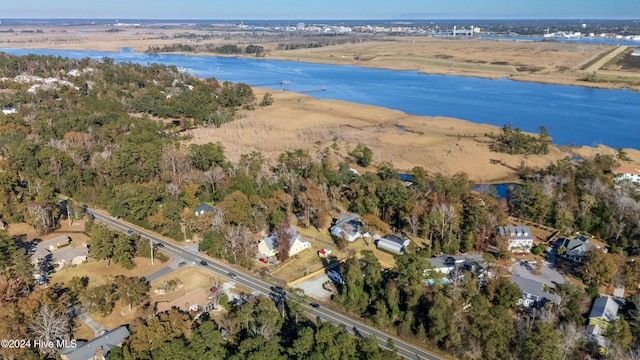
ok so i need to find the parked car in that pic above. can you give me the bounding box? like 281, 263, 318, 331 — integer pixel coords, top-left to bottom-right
259, 258, 268, 263
178, 261, 187, 267
126, 229, 134, 235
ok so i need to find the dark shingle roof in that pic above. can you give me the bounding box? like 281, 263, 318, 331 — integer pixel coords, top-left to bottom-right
61, 325, 130, 360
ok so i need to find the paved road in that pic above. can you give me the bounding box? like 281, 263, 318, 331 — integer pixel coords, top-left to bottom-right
87, 208, 443, 360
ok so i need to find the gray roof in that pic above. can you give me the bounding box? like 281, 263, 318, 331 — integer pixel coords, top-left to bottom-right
331, 213, 364, 237
510, 275, 561, 305
589, 296, 619, 322
426, 254, 484, 270
193, 202, 216, 215
61, 325, 130, 360
382, 234, 410, 247
558, 235, 598, 254
376, 239, 405, 254
498, 226, 533, 240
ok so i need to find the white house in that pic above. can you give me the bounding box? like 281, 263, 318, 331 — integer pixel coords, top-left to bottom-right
257, 227, 311, 258
330, 213, 370, 242
611, 166, 640, 184
498, 226, 534, 252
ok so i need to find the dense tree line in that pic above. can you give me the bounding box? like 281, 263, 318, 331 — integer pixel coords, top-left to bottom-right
490, 124, 551, 155
146, 43, 265, 56
108, 295, 399, 360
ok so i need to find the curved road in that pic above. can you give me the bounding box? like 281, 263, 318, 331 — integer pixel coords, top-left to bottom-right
87, 208, 443, 360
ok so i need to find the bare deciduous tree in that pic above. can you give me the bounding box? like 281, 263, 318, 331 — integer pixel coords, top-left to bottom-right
27, 203, 53, 235
28, 303, 72, 356
204, 166, 226, 193
226, 225, 253, 267
557, 322, 583, 360
274, 219, 293, 262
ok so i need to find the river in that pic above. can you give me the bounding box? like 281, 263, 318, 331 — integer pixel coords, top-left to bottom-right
1, 47, 639, 149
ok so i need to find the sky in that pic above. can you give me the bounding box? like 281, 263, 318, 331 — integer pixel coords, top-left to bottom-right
1, 0, 639, 20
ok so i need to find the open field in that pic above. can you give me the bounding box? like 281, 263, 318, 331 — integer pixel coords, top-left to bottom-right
1, 25, 638, 90
269, 37, 640, 91
185, 89, 640, 182
49, 256, 171, 285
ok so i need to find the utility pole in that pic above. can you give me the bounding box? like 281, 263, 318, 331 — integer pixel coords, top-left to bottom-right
150, 238, 154, 265
66, 200, 72, 226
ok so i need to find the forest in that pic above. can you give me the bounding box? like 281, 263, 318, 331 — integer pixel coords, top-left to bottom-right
0, 53, 639, 359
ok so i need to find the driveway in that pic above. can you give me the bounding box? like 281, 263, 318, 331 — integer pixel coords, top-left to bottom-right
511, 259, 566, 288
294, 273, 333, 301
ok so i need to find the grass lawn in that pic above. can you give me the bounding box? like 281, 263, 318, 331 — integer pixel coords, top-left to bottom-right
150, 267, 252, 308
50, 256, 172, 286
73, 321, 96, 341
89, 300, 144, 332
274, 223, 397, 283
150, 267, 219, 303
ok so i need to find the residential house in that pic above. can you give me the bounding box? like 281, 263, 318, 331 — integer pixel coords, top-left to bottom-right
498, 226, 534, 252
60, 325, 130, 360
556, 235, 602, 263
586, 296, 620, 348
375, 234, 411, 254
330, 213, 370, 242
611, 166, 640, 184
193, 202, 216, 217
30, 236, 72, 268
257, 227, 311, 258
426, 254, 485, 276
510, 274, 561, 308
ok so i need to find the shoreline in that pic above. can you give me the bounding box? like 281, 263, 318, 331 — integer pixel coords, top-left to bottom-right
1, 35, 638, 92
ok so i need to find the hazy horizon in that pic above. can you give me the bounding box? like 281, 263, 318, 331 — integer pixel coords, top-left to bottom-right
1, 0, 638, 20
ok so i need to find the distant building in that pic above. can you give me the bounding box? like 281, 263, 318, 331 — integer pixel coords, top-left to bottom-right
510, 275, 560, 308
586, 296, 620, 348
556, 235, 602, 263
257, 227, 311, 258
60, 325, 130, 360
375, 234, 411, 254
330, 213, 370, 242
611, 166, 640, 184
498, 226, 533, 252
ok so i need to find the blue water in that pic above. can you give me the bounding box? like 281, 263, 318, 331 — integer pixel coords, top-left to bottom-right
473, 183, 518, 199
1, 47, 639, 149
